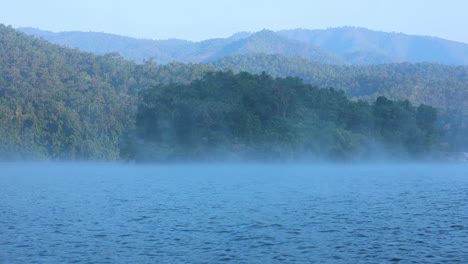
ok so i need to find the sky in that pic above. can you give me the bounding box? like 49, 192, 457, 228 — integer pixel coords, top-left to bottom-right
2, 0, 468, 43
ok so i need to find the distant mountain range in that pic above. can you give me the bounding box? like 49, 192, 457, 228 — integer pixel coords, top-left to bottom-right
19, 27, 468, 65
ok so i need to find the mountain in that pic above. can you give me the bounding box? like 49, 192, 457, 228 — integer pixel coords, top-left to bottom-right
19, 27, 468, 65
18, 28, 341, 64
17, 27, 191, 64
206, 30, 343, 64
278, 27, 468, 65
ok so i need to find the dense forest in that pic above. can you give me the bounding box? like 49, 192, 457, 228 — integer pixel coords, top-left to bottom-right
127, 71, 439, 161
0, 24, 210, 159
212, 54, 468, 109
0, 24, 466, 160
212, 54, 468, 151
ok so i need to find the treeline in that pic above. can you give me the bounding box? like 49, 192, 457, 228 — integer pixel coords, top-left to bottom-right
211, 54, 468, 110
126, 71, 439, 162
211, 54, 468, 151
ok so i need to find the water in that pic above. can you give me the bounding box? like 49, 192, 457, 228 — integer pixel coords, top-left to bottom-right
1, 163, 467, 263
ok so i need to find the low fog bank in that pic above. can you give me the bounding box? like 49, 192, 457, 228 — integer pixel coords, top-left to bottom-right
124, 132, 467, 164
1, 140, 467, 164
126, 142, 468, 164
1, 157, 467, 169
0, 156, 466, 166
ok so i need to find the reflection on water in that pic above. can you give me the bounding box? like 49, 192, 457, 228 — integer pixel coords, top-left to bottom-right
1, 163, 467, 263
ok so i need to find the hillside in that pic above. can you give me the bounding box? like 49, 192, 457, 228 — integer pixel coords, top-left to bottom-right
211, 54, 468, 109
19, 27, 468, 65
211, 54, 468, 150
0, 24, 212, 159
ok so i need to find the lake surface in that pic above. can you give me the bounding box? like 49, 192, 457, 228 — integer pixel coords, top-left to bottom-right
1, 163, 467, 263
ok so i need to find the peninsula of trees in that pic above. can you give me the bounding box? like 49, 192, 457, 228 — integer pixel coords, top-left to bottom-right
127, 71, 439, 161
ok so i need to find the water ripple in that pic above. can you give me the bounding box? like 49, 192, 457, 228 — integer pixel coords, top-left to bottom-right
1, 164, 467, 263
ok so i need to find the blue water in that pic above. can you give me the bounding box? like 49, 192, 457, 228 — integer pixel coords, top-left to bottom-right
1, 163, 467, 263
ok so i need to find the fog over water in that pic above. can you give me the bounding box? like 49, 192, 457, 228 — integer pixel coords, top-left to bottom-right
1, 163, 467, 263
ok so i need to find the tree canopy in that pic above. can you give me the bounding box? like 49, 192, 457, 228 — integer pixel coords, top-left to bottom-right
127, 71, 440, 162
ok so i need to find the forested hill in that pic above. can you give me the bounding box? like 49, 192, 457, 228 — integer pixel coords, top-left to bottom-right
211, 54, 468, 150
130, 71, 440, 161
211, 54, 468, 112
19, 27, 468, 65
0, 24, 211, 159
0, 24, 466, 160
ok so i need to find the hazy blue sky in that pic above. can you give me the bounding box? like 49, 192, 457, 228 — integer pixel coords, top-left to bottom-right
2, 0, 467, 43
